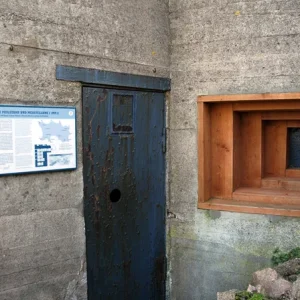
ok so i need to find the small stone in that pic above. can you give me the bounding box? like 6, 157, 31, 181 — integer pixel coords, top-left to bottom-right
288, 274, 298, 282
252, 268, 279, 287
217, 290, 237, 300
278, 290, 292, 300
275, 258, 300, 278
291, 278, 300, 300
265, 278, 292, 299
247, 284, 257, 293
256, 284, 263, 294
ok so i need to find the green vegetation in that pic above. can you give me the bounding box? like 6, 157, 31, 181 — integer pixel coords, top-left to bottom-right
271, 247, 300, 266
235, 291, 267, 300
235, 291, 252, 300
248, 294, 267, 300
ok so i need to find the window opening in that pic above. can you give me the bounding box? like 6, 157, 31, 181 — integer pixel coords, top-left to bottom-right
112, 94, 133, 134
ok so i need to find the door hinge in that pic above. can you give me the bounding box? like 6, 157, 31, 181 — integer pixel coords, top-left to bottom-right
162, 127, 166, 153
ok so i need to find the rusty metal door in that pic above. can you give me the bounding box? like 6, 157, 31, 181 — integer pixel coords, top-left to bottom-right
83, 87, 166, 300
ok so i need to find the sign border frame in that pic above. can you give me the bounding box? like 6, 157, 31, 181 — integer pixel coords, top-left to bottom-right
0, 104, 77, 176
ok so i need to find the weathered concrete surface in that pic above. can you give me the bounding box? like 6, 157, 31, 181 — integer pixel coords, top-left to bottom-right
0, 0, 169, 68
168, 0, 300, 299
168, 211, 300, 299
0, 0, 170, 299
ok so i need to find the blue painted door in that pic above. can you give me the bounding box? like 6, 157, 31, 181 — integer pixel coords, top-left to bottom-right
83, 87, 166, 300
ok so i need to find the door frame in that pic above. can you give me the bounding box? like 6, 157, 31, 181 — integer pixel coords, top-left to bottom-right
56, 65, 171, 297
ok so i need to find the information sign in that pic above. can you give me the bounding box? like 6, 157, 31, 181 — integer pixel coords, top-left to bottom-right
0, 105, 76, 175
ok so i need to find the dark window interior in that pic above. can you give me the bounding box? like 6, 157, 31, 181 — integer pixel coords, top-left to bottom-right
288, 128, 300, 168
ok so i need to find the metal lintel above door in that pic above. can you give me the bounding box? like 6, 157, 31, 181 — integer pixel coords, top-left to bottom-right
56, 65, 171, 92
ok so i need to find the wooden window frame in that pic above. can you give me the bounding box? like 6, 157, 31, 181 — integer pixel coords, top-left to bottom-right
198, 92, 300, 217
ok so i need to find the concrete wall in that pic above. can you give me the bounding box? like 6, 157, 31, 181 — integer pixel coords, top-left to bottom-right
168, 0, 300, 299
0, 1, 169, 299
3, 1, 300, 299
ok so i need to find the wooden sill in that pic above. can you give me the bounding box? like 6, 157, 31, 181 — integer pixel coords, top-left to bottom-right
198, 198, 300, 217
233, 187, 300, 205
286, 169, 300, 178
262, 177, 300, 190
